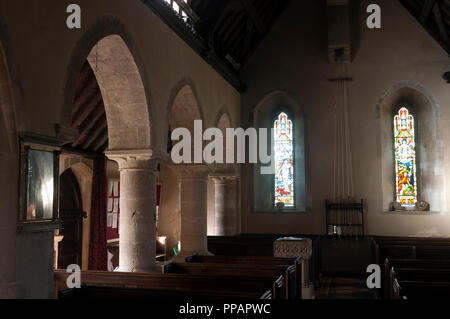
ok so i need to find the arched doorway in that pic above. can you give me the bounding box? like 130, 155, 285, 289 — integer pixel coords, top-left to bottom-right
58, 169, 84, 269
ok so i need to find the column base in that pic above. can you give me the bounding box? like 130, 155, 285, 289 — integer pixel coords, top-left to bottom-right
114, 265, 162, 274
302, 283, 316, 299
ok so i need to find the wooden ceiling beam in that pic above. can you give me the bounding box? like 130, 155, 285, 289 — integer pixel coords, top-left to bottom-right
420, 0, 436, 23
432, 2, 450, 47
173, 0, 200, 23
72, 93, 102, 128
82, 118, 107, 150
72, 103, 105, 147
91, 133, 109, 152
240, 0, 265, 34
73, 77, 99, 115
75, 63, 94, 98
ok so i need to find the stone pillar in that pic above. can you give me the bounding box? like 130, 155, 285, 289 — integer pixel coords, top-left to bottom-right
274, 237, 315, 299
106, 150, 160, 273
172, 164, 212, 258
210, 175, 239, 236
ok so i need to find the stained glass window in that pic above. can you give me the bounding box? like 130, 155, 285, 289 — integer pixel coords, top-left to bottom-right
394, 107, 417, 207
274, 112, 294, 207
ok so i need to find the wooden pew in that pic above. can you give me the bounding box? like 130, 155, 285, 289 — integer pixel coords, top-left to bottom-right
272, 275, 286, 300
384, 258, 450, 299
185, 254, 298, 266
390, 259, 450, 269
395, 268, 450, 282
260, 290, 272, 299
183, 254, 302, 299
375, 236, 450, 246
384, 259, 405, 299
398, 281, 450, 299
207, 234, 322, 288
415, 246, 450, 259
379, 244, 416, 261
54, 270, 274, 299
163, 262, 288, 278
285, 264, 298, 300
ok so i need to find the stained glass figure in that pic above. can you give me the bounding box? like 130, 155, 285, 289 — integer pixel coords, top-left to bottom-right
394, 107, 417, 207
274, 112, 294, 207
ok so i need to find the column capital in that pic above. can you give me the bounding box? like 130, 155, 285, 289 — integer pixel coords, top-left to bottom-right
105, 149, 167, 171
170, 163, 212, 180
209, 173, 239, 184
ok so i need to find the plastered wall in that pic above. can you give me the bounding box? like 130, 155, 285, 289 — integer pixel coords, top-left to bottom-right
240, 0, 450, 237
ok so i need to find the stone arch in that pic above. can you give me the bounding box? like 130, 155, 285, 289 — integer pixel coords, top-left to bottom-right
253, 90, 306, 127
376, 83, 445, 213
63, 16, 152, 151
215, 107, 232, 131
252, 90, 308, 213
167, 79, 204, 135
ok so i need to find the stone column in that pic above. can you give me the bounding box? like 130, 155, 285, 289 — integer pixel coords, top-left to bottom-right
172, 164, 212, 258
210, 175, 239, 236
106, 150, 160, 273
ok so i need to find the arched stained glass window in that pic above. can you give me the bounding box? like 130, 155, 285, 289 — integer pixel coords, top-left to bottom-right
274, 112, 294, 207
394, 107, 417, 207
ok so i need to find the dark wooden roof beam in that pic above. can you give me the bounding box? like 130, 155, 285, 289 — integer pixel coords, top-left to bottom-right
91, 133, 109, 152
72, 93, 102, 127
240, 0, 265, 34
173, 0, 200, 23
420, 0, 436, 23
433, 2, 450, 47
73, 78, 100, 115
82, 119, 107, 149
72, 105, 106, 147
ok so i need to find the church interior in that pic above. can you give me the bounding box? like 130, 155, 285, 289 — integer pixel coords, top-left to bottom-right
0, 0, 450, 302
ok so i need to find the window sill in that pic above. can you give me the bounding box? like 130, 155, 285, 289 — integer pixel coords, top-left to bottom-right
383, 210, 440, 215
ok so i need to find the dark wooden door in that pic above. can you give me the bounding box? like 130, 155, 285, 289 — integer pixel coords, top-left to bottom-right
58, 169, 84, 269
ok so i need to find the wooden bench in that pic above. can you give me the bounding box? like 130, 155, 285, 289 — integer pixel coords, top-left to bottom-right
395, 268, 450, 282
398, 281, 450, 299
384, 258, 450, 299
185, 254, 298, 265
163, 261, 299, 299
390, 259, 450, 269
54, 270, 275, 299
207, 234, 322, 288
184, 254, 302, 299
375, 236, 450, 246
